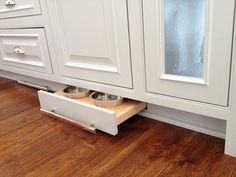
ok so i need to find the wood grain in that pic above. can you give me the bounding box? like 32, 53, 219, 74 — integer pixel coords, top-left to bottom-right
157, 134, 225, 177
85, 124, 196, 177
0, 77, 236, 177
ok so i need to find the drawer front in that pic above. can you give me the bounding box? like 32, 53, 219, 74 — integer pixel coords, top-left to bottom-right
38, 91, 118, 135
0, 28, 53, 74
0, 0, 41, 19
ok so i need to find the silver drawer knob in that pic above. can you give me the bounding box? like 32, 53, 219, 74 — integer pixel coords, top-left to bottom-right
5, 0, 16, 6
14, 47, 25, 54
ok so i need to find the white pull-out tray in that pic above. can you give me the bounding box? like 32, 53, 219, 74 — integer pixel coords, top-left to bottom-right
38, 91, 146, 135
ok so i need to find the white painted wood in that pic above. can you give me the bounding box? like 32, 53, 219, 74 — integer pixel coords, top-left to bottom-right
143, 0, 235, 106
0, 28, 52, 74
0, 70, 65, 91
0, 69, 228, 139
0, 0, 41, 19
225, 82, 236, 156
225, 12, 236, 157
0, 0, 232, 120
17, 80, 48, 91
0, 68, 231, 121
46, 0, 132, 88
140, 104, 226, 139
0, 0, 233, 109
125, 0, 231, 120
38, 90, 118, 135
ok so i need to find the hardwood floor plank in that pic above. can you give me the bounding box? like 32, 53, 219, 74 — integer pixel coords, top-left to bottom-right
0, 80, 36, 97
0, 77, 13, 85
210, 156, 236, 177
0, 116, 61, 157
24, 117, 156, 177
0, 82, 38, 120
0, 107, 42, 137
0, 85, 37, 101
0, 122, 91, 177
65, 117, 158, 177
0, 98, 39, 120
157, 134, 231, 177
232, 167, 236, 177
85, 124, 196, 177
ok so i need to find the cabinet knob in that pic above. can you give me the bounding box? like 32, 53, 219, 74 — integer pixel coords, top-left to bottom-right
14, 47, 25, 54
5, 0, 16, 6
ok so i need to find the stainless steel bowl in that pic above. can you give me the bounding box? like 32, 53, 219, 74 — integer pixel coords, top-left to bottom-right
90, 92, 124, 108
63, 86, 90, 99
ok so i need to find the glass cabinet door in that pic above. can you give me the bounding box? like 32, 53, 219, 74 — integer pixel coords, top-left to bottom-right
143, 0, 235, 106
164, 0, 205, 78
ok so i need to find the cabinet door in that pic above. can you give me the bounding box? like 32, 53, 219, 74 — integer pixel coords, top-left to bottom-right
47, 0, 132, 88
143, 0, 234, 106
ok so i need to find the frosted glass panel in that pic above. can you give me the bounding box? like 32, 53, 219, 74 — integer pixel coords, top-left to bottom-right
164, 0, 205, 78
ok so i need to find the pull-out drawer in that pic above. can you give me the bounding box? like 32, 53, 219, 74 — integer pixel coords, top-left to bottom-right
38, 91, 146, 135
0, 0, 41, 19
0, 28, 53, 74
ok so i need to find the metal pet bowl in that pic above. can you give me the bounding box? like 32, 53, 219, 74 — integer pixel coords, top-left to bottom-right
63, 86, 90, 99
90, 92, 124, 108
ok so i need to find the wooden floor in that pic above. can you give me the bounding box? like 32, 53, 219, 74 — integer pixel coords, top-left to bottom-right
0, 77, 236, 177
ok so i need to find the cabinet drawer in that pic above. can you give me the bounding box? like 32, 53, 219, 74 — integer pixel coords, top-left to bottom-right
0, 28, 53, 74
38, 91, 146, 135
0, 0, 41, 19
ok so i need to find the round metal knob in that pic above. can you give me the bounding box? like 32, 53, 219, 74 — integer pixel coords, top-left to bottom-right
5, 0, 16, 6
14, 47, 25, 54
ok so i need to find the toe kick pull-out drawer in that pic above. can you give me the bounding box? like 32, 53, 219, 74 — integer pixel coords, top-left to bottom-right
38, 91, 146, 135
0, 0, 41, 19
0, 28, 53, 74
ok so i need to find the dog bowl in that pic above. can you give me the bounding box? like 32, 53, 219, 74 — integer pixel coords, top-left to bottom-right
90, 92, 124, 108
63, 86, 90, 99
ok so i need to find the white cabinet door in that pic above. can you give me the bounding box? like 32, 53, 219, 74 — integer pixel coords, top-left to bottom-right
143, 0, 235, 106
46, 0, 132, 88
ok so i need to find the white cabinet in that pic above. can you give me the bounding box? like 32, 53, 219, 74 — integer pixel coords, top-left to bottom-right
46, 0, 132, 88
0, 0, 236, 157
143, 0, 235, 106
0, 28, 53, 74
0, 0, 41, 19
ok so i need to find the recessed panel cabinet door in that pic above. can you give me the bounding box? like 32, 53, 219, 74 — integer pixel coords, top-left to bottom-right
143, 0, 235, 106
47, 0, 132, 88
